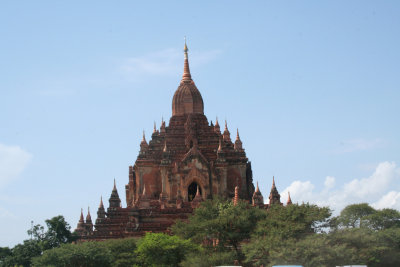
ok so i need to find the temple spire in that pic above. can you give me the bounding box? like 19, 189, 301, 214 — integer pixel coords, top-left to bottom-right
142, 131, 146, 143
223, 120, 231, 142
76, 208, 85, 231
79, 208, 84, 222
252, 181, 264, 207
109, 179, 121, 208
269, 176, 281, 205
214, 117, 221, 133
86, 207, 92, 222
287, 191, 293, 205
182, 37, 192, 81
99, 196, 104, 208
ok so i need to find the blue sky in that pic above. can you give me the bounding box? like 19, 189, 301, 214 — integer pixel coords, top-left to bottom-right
1, 1, 400, 246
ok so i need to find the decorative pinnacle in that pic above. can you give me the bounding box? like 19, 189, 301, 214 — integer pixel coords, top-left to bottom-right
215, 117, 219, 127
142, 131, 146, 142
287, 191, 292, 204
272, 176, 275, 187
236, 129, 240, 141
256, 181, 260, 193
184, 36, 188, 53
79, 208, 84, 222
182, 37, 192, 81
225, 120, 228, 131
113, 178, 117, 191
99, 196, 104, 208
153, 122, 156, 133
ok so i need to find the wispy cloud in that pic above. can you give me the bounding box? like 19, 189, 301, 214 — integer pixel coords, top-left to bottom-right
0, 206, 16, 219
119, 48, 221, 81
0, 143, 32, 188
333, 138, 385, 154
281, 161, 400, 214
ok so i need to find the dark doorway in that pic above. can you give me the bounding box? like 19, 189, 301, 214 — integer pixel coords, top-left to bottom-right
188, 182, 201, 201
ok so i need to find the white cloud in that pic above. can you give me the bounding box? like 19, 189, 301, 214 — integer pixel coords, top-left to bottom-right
281, 161, 400, 214
0, 143, 32, 188
324, 176, 335, 189
334, 138, 385, 154
281, 180, 314, 204
343, 161, 396, 198
373, 191, 400, 210
120, 48, 221, 80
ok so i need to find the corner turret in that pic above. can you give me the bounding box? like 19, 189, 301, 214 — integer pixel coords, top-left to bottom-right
109, 179, 121, 208
252, 182, 264, 207
96, 196, 106, 224
268, 176, 281, 205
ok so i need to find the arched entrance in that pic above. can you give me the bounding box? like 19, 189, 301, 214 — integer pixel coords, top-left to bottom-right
188, 182, 201, 202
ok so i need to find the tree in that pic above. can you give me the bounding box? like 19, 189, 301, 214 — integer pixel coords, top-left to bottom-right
243, 203, 331, 266
172, 197, 265, 257
365, 208, 400, 230
1, 215, 75, 267
331, 203, 376, 229
1, 239, 42, 267
28, 215, 76, 250
0, 247, 11, 266
327, 228, 400, 267
134, 233, 199, 267
32, 237, 138, 267
32, 241, 112, 267
181, 249, 237, 267
103, 238, 138, 267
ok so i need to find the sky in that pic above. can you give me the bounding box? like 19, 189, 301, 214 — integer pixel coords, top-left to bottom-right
1, 1, 400, 246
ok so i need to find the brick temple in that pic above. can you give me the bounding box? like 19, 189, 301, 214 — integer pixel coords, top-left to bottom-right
75, 42, 290, 240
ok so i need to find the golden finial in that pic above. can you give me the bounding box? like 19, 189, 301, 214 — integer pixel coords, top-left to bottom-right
184, 36, 188, 52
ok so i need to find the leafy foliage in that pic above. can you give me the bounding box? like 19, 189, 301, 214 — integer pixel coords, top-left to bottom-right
0, 247, 11, 265
172, 197, 265, 256
1, 215, 75, 267
28, 215, 76, 250
1, 240, 42, 267
243, 203, 331, 266
32, 241, 112, 267
32, 237, 137, 267
134, 233, 198, 267
365, 208, 400, 230
181, 249, 238, 267
2, 203, 400, 267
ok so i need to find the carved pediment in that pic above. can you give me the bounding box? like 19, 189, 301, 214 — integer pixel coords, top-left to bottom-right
181, 146, 209, 167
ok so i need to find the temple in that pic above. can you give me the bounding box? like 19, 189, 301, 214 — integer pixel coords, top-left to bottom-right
75, 42, 291, 240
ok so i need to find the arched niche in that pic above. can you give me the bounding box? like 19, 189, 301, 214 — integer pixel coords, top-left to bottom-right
187, 182, 202, 202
